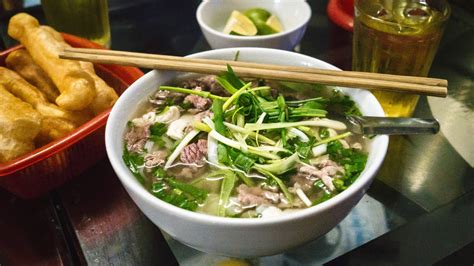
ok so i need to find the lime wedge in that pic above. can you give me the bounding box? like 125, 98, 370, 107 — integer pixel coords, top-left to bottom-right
223, 10, 258, 36
266, 15, 283, 33
244, 8, 272, 23
253, 20, 278, 35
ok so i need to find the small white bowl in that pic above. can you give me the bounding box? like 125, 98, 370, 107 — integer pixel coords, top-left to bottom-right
105, 48, 389, 257
196, 0, 312, 50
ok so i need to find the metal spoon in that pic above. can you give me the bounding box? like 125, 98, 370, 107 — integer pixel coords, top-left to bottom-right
341, 116, 440, 135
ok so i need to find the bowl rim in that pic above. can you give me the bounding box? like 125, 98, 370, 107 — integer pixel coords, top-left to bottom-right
196, 0, 312, 41
106, 47, 389, 226
0, 33, 144, 176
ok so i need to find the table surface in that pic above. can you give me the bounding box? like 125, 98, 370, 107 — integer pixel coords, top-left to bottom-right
0, 1, 473, 265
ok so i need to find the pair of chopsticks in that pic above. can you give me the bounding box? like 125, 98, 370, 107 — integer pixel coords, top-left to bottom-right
59, 47, 448, 97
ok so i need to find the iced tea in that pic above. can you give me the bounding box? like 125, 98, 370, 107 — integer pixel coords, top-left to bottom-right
352, 0, 450, 117
41, 0, 111, 47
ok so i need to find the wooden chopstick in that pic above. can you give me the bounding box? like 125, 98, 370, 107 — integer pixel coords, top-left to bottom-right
59, 47, 448, 97
64, 47, 447, 87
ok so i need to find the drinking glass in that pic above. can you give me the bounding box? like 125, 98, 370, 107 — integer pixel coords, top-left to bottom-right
352, 0, 450, 117
41, 0, 111, 48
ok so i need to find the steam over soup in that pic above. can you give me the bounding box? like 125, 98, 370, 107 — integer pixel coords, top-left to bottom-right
123, 67, 368, 218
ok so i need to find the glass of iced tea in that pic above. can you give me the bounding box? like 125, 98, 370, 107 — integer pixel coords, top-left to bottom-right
352, 0, 450, 117
41, 0, 111, 48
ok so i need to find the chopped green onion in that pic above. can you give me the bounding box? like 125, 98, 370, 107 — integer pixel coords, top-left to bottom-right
223, 122, 276, 145
218, 171, 237, 217
255, 168, 293, 203
193, 121, 211, 132
233, 152, 256, 173
222, 82, 252, 111
212, 99, 227, 135
245, 119, 347, 131
217, 65, 244, 93
159, 86, 228, 101
254, 153, 299, 175
216, 77, 238, 95
168, 179, 208, 201
314, 132, 352, 146
208, 130, 280, 160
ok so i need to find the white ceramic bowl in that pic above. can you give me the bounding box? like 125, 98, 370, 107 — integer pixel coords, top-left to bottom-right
106, 48, 389, 257
196, 0, 312, 50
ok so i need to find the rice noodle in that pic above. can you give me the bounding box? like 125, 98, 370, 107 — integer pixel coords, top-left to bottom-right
207, 133, 219, 165
295, 188, 312, 207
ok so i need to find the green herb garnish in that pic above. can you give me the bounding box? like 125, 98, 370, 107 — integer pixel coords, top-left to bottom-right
327, 141, 367, 185
122, 146, 145, 184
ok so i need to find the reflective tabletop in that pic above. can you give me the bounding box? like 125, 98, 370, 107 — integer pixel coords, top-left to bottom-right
0, 1, 473, 265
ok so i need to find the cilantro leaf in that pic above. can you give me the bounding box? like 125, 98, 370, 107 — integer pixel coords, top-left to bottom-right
151, 178, 209, 211
328, 91, 362, 116
327, 141, 367, 185
122, 146, 145, 184
150, 122, 167, 137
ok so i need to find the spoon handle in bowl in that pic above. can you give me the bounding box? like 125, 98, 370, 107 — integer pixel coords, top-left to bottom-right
346, 116, 440, 135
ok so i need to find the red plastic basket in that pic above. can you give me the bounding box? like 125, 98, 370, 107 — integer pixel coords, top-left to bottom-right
0, 33, 143, 199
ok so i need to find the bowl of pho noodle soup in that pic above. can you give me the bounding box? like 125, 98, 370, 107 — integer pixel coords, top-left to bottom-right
106, 48, 388, 257
123, 69, 369, 218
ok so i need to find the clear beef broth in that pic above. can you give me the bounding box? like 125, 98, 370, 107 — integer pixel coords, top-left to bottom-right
123, 73, 369, 218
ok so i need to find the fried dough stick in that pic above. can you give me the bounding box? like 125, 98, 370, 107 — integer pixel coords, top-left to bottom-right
0, 133, 36, 163
79, 61, 118, 114
0, 85, 41, 163
35, 117, 77, 146
8, 13, 96, 111
36, 26, 119, 114
6, 49, 60, 102
0, 67, 92, 126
